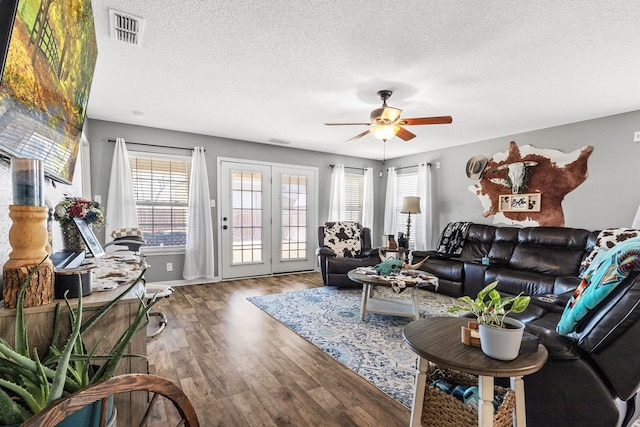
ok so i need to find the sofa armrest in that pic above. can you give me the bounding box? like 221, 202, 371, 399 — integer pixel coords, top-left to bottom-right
412, 250, 458, 261
316, 246, 336, 257
530, 291, 572, 314
525, 322, 581, 360
360, 247, 379, 258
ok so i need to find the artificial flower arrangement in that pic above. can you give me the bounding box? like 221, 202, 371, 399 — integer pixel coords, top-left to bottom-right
53, 195, 104, 227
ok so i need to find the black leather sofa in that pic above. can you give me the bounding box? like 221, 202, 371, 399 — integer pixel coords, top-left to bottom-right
412, 223, 640, 426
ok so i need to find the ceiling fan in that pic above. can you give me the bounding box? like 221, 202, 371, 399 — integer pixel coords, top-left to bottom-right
325, 90, 453, 143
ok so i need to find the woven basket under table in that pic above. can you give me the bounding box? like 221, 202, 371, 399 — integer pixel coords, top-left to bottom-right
421, 364, 516, 427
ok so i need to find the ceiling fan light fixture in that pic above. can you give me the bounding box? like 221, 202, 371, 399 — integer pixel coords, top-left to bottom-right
371, 124, 399, 142
371, 106, 402, 124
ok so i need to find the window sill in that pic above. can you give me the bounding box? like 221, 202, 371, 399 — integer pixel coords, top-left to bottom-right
140, 246, 186, 256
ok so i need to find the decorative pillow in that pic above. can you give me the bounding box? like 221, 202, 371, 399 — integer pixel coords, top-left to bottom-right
111, 227, 144, 239
323, 221, 361, 258
557, 236, 640, 335
436, 222, 471, 256
581, 228, 640, 271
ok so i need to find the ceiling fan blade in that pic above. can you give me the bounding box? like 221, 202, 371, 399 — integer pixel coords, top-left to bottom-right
345, 129, 371, 143
400, 116, 453, 126
325, 122, 371, 126
395, 127, 416, 141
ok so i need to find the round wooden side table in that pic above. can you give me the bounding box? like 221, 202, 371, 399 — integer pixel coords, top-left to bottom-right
403, 317, 548, 427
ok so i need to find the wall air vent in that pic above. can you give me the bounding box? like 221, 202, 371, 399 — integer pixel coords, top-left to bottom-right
109, 9, 145, 47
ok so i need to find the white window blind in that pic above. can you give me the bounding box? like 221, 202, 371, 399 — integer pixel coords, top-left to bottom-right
395, 172, 418, 249
129, 152, 191, 247
344, 172, 364, 222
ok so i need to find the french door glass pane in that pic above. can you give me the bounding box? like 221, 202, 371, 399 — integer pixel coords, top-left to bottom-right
281, 174, 308, 260
232, 171, 263, 264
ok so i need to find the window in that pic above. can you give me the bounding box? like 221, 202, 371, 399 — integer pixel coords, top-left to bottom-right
395, 172, 418, 248
129, 152, 191, 247
344, 173, 364, 222
281, 174, 308, 260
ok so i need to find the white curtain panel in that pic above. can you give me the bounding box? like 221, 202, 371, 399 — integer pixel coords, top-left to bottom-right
383, 167, 397, 236
105, 138, 138, 242
633, 203, 640, 228
415, 162, 433, 251
183, 147, 215, 280
328, 164, 346, 221
362, 167, 374, 233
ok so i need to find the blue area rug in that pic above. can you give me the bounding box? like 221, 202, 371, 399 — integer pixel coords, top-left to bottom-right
247, 286, 459, 408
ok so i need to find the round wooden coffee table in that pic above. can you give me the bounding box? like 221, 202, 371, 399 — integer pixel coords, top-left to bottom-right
403, 317, 548, 427
347, 269, 438, 321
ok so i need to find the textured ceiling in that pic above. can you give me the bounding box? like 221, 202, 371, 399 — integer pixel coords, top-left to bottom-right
87, 1, 640, 160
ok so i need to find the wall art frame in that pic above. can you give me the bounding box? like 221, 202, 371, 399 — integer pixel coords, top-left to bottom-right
499, 193, 541, 212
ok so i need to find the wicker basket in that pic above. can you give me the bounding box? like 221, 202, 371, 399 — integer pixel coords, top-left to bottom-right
60, 221, 86, 251
421, 365, 516, 427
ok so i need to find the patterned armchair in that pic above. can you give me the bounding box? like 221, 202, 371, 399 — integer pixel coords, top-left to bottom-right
316, 221, 380, 287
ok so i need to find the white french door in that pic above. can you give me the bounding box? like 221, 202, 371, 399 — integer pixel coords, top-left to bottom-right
219, 160, 317, 279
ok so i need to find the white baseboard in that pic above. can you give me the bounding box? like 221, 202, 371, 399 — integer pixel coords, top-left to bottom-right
146, 277, 220, 287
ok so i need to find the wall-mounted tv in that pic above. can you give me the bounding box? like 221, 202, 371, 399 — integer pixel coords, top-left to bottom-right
0, 0, 98, 184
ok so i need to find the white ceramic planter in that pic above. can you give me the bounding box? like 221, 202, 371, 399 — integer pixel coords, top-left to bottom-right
479, 317, 525, 361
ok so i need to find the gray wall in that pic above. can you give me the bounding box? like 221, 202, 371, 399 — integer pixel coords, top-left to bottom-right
385, 109, 640, 246
2, 110, 638, 284
86, 119, 386, 282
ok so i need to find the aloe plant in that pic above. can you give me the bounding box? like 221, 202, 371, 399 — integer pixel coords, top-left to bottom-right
0, 260, 158, 424
448, 281, 531, 328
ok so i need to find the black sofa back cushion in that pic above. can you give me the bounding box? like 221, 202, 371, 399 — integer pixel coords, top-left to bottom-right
509, 227, 591, 276
458, 224, 496, 261
488, 226, 519, 263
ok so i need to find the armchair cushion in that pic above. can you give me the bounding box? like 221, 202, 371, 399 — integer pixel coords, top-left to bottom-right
323, 221, 362, 257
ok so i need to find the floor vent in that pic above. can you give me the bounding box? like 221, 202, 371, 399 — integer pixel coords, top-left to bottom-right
109, 9, 145, 47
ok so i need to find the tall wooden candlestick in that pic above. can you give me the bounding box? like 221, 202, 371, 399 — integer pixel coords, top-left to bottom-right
2, 205, 54, 308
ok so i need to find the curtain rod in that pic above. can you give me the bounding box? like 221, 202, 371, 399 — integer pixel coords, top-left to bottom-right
329, 164, 368, 172
107, 139, 204, 152
390, 162, 432, 171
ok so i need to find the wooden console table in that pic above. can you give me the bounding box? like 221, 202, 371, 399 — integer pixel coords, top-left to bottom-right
403, 317, 548, 427
0, 253, 147, 427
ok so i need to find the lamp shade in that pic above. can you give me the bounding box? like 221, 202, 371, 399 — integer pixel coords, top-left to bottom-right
401, 196, 421, 214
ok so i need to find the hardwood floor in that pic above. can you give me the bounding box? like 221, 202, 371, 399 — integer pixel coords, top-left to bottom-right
145, 272, 410, 426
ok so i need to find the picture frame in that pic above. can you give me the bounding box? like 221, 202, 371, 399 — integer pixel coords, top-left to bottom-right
498, 193, 542, 212
73, 217, 105, 258
0, 0, 98, 184
0, 0, 18, 81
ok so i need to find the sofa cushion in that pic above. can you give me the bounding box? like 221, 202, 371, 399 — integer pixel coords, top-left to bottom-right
485, 268, 556, 297
510, 227, 590, 276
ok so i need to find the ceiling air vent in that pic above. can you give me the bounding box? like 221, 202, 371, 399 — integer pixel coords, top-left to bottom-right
109, 9, 145, 47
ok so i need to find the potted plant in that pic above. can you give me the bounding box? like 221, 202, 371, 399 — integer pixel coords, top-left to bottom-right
448, 281, 531, 360
0, 259, 158, 426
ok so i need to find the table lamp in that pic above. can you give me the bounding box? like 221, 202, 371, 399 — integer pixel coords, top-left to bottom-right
401, 196, 421, 249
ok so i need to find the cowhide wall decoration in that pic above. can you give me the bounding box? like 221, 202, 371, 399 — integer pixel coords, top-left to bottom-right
469, 141, 593, 226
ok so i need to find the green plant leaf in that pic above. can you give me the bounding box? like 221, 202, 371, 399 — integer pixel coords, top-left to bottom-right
0, 386, 30, 424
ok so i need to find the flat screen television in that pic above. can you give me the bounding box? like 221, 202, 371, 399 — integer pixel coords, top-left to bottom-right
0, 0, 98, 184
